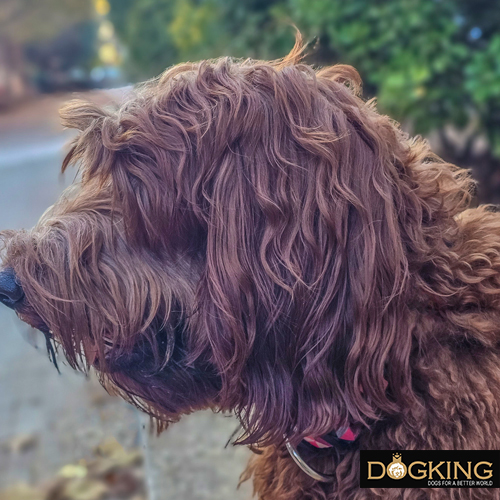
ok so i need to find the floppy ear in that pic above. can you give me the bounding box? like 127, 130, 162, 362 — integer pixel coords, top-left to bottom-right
187, 61, 476, 446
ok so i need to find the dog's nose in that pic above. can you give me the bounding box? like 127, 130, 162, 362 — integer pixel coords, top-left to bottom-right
0, 268, 24, 310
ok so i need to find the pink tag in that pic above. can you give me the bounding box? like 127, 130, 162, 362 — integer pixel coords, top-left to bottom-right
303, 377, 388, 448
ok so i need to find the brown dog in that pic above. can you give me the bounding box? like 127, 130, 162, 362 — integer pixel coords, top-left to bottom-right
1, 34, 500, 499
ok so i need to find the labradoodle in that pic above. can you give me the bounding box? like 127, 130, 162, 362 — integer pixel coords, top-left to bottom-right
2, 34, 500, 499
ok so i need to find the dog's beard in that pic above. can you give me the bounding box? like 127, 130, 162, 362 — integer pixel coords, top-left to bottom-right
94, 315, 223, 423
13, 293, 222, 423
0, 212, 221, 425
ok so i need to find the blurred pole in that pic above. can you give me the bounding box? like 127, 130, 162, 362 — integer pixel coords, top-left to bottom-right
138, 411, 157, 500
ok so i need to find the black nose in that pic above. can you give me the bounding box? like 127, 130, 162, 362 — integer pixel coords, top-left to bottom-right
0, 268, 24, 310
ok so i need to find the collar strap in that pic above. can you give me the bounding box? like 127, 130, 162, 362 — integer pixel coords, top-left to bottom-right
284, 426, 359, 483
286, 378, 388, 479
303, 425, 359, 448
304, 377, 389, 448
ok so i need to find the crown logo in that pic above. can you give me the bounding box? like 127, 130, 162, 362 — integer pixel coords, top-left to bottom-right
387, 452, 407, 480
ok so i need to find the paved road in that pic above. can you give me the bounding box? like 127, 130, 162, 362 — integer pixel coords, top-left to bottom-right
0, 94, 251, 499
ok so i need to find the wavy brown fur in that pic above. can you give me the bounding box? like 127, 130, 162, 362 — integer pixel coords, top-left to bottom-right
2, 32, 500, 498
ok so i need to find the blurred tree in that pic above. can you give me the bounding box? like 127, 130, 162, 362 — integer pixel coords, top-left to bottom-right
108, 0, 295, 78
25, 22, 98, 92
0, 0, 97, 101
0, 0, 92, 43
108, 0, 181, 79
289, 0, 500, 202
107, 0, 500, 202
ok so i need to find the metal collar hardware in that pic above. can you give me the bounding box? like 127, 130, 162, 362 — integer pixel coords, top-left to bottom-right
285, 439, 335, 483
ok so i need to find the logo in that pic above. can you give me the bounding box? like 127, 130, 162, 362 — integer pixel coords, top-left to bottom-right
360, 450, 500, 488
386, 453, 407, 480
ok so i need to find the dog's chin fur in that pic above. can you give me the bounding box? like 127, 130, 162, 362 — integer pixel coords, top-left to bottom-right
3, 32, 500, 499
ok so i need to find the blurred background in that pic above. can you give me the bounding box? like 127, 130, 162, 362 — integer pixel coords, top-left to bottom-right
0, 0, 499, 499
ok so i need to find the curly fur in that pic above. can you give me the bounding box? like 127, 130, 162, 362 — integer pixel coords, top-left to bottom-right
2, 32, 500, 499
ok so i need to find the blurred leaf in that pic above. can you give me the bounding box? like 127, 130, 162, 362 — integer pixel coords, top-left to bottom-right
0, 484, 44, 500
58, 464, 88, 480
55, 479, 107, 500
94, 436, 126, 458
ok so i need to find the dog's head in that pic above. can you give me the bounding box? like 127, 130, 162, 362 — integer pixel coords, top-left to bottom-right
0, 34, 476, 447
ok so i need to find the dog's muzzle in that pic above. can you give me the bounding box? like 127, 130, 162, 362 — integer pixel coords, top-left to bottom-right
0, 268, 24, 310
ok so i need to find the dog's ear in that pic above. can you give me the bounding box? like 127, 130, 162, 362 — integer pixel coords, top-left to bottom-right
189, 104, 412, 446
186, 67, 477, 446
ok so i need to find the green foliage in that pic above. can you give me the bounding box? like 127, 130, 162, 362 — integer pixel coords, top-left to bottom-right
108, 0, 295, 78
108, 0, 178, 79
464, 33, 500, 157
289, 0, 472, 133
108, 0, 500, 159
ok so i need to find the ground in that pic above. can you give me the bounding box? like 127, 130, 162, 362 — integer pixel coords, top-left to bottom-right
0, 92, 252, 500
